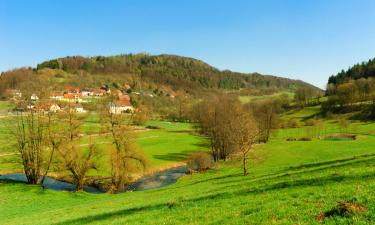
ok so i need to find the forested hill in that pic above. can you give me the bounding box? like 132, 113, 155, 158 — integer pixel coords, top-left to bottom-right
328, 57, 375, 85
1, 54, 319, 96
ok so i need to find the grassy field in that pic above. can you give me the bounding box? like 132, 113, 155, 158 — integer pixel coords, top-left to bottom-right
239, 91, 294, 103
1, 106, 375, 224
0, 113, 208, 175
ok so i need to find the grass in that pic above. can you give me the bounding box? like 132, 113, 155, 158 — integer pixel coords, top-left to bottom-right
239, 91, 294, 103
2, 106, 375, 224
0, 115, 208, 175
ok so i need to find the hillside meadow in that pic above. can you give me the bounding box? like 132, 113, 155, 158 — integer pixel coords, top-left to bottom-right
1, 103, 375, 224
0, 105, 208, 176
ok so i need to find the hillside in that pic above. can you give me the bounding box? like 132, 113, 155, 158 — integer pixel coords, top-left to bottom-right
0, 54, 320, 98
1, 106, 375, 224
328, 57, 375, 85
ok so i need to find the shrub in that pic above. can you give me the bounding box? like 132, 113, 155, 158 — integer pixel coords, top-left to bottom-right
287, 118, 300, 128
298, 137, 312, 141
145, 125, 160, 129
132, 106, 149, 126
187, 152, 213, 172
304, 119, 316, 126
286, 137, 297, 141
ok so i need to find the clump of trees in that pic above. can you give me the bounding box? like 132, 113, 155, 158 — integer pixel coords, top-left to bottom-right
323, 78, 375, 117
191, 95, 258, 175
11, 97, 148, 192
294, 87, 322, 107
324, 58, 375, 118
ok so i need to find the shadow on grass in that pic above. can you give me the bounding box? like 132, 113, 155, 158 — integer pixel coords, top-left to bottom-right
286, 153, 375, 172
55, 168, 375, 225
216, 156, 375, 191
153, 150, 198, 161
208, 153, 375, 189
54, 204, 164, 225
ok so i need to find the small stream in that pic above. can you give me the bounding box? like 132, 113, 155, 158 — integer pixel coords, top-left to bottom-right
126, 166, 187, 191
0, 173, 103, 193
0, 166, 187, 193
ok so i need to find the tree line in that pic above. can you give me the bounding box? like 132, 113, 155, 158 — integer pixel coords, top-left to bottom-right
323, 78, 375, 114
33, 54, 317, 92
328, 57, 375, 85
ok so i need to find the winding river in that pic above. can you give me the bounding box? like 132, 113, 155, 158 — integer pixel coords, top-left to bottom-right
0, 166, 187, 193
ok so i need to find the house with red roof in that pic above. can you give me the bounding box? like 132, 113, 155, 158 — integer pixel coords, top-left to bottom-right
108, 100, 134, 114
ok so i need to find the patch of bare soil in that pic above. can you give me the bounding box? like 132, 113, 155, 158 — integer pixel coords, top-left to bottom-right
316, 201, 367, 222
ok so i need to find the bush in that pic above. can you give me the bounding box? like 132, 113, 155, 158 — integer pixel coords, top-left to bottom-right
287, 118, 300, 128
304, 119, 316, 126
286, 137, 297, 141
132, 106, 149, 126
187, 152, 213, 172
298, 137, 312, 141
145, 125, 160, 129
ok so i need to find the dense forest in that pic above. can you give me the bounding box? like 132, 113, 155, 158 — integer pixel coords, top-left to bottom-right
0, 54, 318, 97
328, 58, 375, 85
323, 57, 375, 118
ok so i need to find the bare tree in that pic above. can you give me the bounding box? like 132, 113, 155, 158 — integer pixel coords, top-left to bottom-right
13, 109, 51, 184
40, 112, 64, 185
229, 109, 258, 176
245, 98, 280, 143
57, 142, 100, 191
55, 105, 100, 191
100, 98, 148, 193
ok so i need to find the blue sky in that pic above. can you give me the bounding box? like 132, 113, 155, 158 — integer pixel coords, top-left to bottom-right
1, 0, 375, 88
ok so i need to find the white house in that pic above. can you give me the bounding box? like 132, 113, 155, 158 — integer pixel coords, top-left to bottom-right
40, 103, 61, 113
75, 104, 87, 113
50, 92, 64, 101
30, 94, 39, 101
81, 89, 94, 97
108, 100, 134, 114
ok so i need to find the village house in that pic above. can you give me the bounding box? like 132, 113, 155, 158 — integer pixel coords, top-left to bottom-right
30, 94, 39, 101
74, 104, 87, 113
62, 93, 83, 103
108, 100, 134, 114
39, 103, 61, 113
81, 89, 94, 97
93, 89, 107, 97
50, 92, 64, 100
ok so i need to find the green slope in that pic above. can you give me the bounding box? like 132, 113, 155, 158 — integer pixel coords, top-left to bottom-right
2, 108, 375, 224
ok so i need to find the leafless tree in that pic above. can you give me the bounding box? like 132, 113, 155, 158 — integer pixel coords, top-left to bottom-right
13, 108, 52, 184
57, 142, 100, 191
100, 98, 148, 193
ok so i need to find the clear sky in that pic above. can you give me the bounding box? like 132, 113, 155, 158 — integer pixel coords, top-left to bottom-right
1, 0, 375, 88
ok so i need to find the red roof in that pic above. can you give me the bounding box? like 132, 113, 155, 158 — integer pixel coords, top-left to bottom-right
64, 93, 82, 99
94, 89, 106, 94
39, 103, 59, 110
116, 100, 132, 107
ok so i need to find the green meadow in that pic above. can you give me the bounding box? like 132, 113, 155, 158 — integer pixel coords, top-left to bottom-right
0, 112, 208, 175
1, 104, 375, 224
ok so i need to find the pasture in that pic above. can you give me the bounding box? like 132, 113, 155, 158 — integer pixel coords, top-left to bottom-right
1, 105, 375, 224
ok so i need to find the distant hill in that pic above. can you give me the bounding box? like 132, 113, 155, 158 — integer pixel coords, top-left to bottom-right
1, 54, 320, 97
328, 57, 375, 85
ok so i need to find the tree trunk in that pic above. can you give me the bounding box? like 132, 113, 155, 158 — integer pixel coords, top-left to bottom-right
243, 154, 248, 176
75, 177, 84, 191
